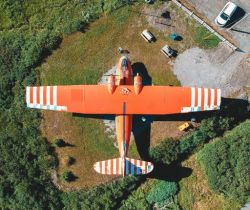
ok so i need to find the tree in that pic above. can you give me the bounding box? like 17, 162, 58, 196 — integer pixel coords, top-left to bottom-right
149, 138, 180, 164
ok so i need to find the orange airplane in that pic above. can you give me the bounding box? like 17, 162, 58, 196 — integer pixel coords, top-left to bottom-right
26, 56, 221, 177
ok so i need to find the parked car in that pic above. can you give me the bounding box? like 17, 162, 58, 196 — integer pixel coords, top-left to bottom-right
161, 45, 174, 57
140, 29, 155, 42
215, 1, 237, 27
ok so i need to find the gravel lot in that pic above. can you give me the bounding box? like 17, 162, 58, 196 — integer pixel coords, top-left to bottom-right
173, 42, 250, 97
186, 0, 250, 52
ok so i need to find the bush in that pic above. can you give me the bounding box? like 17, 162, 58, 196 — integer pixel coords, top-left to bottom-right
149, 138, 180, 164
53, 138, 65, 147
146, 180, 178, 205
198, 120, 250, 203
68, 156, 76, 166
62, 176, 142, 209
61, 171, 76, 182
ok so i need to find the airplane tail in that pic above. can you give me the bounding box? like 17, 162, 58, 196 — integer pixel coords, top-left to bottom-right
93, 157, 154, 176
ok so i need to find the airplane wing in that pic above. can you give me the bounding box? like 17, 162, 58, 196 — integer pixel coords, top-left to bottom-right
26, 85, 221, 115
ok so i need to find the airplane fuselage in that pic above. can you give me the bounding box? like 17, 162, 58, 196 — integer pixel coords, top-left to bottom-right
115, 56, 133, 160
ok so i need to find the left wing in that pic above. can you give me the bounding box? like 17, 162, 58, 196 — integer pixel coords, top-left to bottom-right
26, 85, 221, 115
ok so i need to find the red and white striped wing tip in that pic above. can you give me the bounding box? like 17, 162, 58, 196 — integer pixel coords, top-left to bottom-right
26, 86, 67, 111
181, 88, 221, 113
93, 158, 154, 176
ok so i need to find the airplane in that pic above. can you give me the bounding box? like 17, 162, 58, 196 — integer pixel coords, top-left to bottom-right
26, 56, 221, 177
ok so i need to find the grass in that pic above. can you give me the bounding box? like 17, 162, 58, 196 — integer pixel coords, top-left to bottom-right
178, 154, 241, 210
194, 26, 220, 49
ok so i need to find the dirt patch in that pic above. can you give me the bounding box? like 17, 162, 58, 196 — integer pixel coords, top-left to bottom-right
151, 121, 188, 145
173, 42, 249, 97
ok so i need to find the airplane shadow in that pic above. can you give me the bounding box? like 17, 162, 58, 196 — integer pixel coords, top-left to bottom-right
132, 114, 193, 181
133, 96, 249, 181
132, 62, 152, 86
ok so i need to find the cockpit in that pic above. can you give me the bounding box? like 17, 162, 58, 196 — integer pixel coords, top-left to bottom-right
121, 58, 128, 71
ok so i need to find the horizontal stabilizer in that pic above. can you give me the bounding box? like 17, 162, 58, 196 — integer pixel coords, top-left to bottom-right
93, 157, 154, 176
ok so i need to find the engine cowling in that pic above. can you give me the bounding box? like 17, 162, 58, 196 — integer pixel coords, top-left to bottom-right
108, 75, 116, 94
134, 74, 142, 95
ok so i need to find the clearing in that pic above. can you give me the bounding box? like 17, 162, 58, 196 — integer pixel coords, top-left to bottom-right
38, 2, 222, 189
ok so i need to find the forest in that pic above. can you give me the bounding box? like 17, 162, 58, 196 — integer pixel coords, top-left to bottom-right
0, 0, 249, 209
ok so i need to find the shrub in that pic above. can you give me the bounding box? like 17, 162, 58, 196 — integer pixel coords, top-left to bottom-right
61, 171, 76, 182
53, 138, 65, 147
146, 180, 178, 205
198, 120, 250, 203
68, 156, 76, 166
149, 138, 180, 164
62, 176, 142, 209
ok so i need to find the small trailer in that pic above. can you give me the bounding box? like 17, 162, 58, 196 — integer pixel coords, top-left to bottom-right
140, 30, 155, 42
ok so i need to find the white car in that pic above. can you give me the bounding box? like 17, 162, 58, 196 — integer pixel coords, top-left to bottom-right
161, 45, 174, 57
215, 2, 237, 27
141, 30, 155, 42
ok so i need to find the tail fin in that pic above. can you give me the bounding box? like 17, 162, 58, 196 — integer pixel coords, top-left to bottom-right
94, 157, 154, 176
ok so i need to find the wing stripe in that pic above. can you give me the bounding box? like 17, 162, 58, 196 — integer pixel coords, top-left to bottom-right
217, 89, 221, 107
136, 160, 140, 174
118, 159, 122, 175
107, 159, 111, 175
50, 86, 53, 107
95, 162, 100, 173
46, 86, 50, 106
40, 87, 43, 105
198, 88, 202, 109
113, 158, 116, 175
131, 158, 134, 175
210, 89, 215, 109
101, 161, 105, 174
53, 86, 57, 106
204, 88, 208, 110
33, 87, 37, 106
